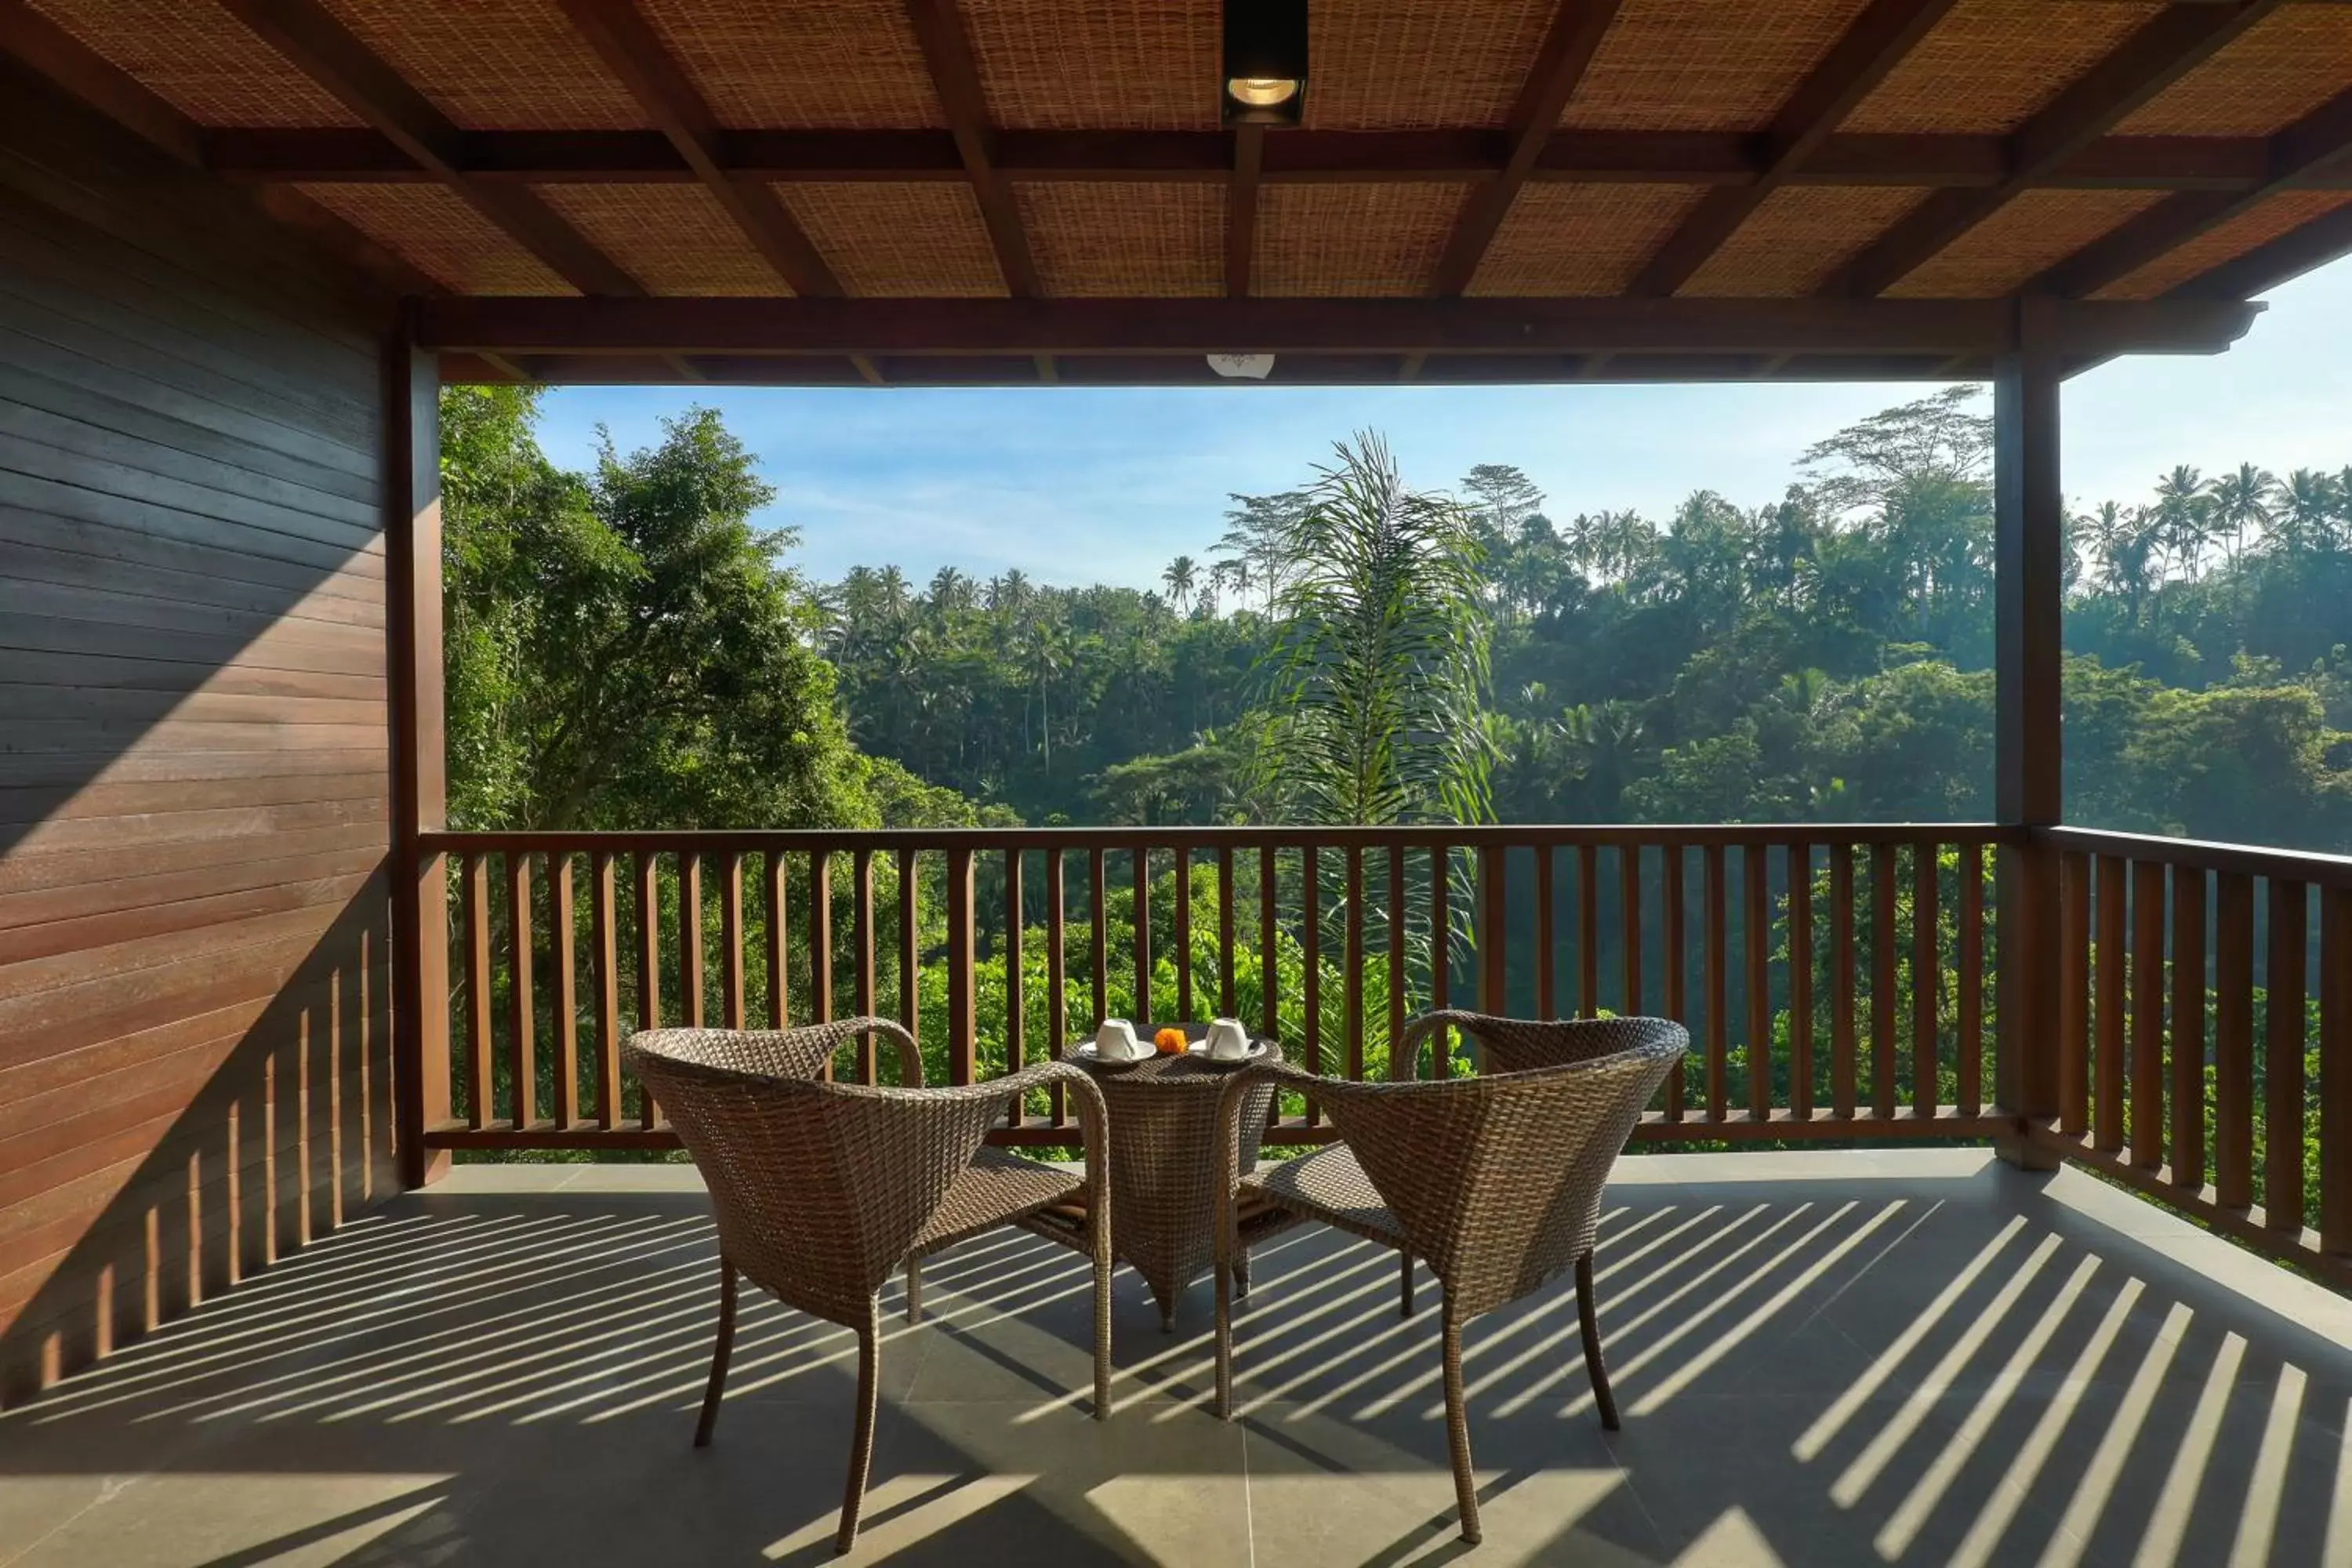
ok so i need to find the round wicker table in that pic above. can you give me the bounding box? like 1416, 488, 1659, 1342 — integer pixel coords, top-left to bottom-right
1062, 1025, 1296, 1330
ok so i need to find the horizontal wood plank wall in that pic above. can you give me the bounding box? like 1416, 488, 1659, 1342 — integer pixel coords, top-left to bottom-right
0, 132, 394, 1403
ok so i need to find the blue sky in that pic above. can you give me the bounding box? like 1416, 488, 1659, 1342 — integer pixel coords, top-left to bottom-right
534, 260, 2352, 591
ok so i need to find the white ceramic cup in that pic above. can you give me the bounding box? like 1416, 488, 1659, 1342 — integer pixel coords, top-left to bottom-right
1094, 1018, 1142, 1062
1205, 1017, 1250, 1062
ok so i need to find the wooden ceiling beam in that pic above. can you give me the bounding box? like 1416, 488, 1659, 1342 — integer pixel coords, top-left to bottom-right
216, 0, 645, 299
2168, 188, 2352, 300
900, 0, 1047, 379
0, 0, 434, 297
1228, 125, 1265, 298
2035, 85, 2352, 298
1426, 0, 1624, 299
196, 126, 2352, 196
412, 294, 2259, 362
1627, 0, 1956, 297
1823, 0, 2289, 298
550, 0, 877, 383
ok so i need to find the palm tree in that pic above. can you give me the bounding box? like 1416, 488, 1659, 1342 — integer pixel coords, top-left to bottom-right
927, 564, 971, 612
2152, 465, 2211, 581
2274, 469, 2337, 558
2204, 463, 2276, 570
876, 564, 910, 619
1162, 554, 1198, 615
1251, 434, 1492, 827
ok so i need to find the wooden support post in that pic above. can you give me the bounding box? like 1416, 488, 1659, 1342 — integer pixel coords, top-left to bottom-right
387, 318, 449, 1189
1994, 295, 2064, 1170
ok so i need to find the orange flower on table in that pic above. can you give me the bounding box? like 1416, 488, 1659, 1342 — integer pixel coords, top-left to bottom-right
1153, 1027, 1188, 1055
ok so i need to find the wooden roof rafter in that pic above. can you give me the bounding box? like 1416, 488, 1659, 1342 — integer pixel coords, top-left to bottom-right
549, 0, 880, 385
0, 0, 436, 304
1626, 0, 1958, 298
1825, 0, 2292, 297
2038, 83, 2352, 297
901, 0, 1054, 383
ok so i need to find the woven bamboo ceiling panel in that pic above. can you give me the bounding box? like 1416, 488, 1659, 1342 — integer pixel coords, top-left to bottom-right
2114, 7, 2352, 136
2094, 191, 2352, 299
1559, 0, 1875, 132
1844, 1, 2164, 134
1886, 189, 2166, 297
23, 0, 2347, 382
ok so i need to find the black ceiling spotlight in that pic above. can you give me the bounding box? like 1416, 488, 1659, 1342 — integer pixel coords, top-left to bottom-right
1222, 0, 1308, 127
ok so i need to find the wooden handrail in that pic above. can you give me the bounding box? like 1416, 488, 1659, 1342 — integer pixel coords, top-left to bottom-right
420, 822, 2013, 853
2037, 826, 2352, 888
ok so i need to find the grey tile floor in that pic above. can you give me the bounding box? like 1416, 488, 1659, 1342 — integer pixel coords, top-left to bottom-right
2, 1149, 2349, 1566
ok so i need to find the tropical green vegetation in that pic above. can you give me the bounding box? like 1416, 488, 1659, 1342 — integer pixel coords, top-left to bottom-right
442, 385, 2348, 1210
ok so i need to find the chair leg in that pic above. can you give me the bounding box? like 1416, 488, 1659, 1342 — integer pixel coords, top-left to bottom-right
1214, 1222, 1236, 1421
1399, 1250, 1415, 1318
1091, 1205, 1113, 1421
1576, 1250, 1619, 1431
1441, 1298, 1481, 1545
693, 1258, 738, 1449
1232, 1249, 1250, 1302
904, 1253, 923, 1325
836, 1301, 882, 1555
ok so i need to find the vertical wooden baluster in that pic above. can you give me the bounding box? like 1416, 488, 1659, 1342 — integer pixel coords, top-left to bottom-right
1831, 844, 1857, 1122
1622, 844, 1644, 1018
1048, 847, 1070, 1124
552, 852, 578, 1130
1345, 847, 1366, 1082
1048, 847, 1069, 1126
1748, 843, 1772, 1121
1302, 846, 1322, 1119
764, 851, 789, 1030
1911, 841, 1939, 1120
1664, 844, 1687, 1121
1218, 847, 1237, 1018
1535, 843, 1557, 1020
1479, 842, 1507, 1022
2215, 872, 2254, 1211
896, 848, 919, 1074
720, 851, 746, 1030
2059, 849, 2091, 1134
1258, 844, 1279, 1043
2131, 859, 2166, 1169
1092, 848, 1110, 1027
633, 851, 660, 1127
946, 846, 976, 1087
2321, 884, 2350, 1254
1704, 844, 1727, 1120
1788, 843, 1812, 1122
1956, 841, 1984, 1119
1871, 843, 1896, 1121
1577, 843, 1599, 1020
1133, 847, 1152, 1027
678, 852, 705, 1029
1174, 844, 1192, 1023
505, 851, 535, 1131
1388, 844, 1407, 1079
2171, 866, 2206, 1193
2095, 855, 2125, 1153
808, 848, 833, 1032
464, 852, 491, 1129
1428, 846, 1450, 1077
1004, 849, 1025, 1096
852, 849, 876, 1081
2267, 880, 2308, 1236
592, 851, 620, 1128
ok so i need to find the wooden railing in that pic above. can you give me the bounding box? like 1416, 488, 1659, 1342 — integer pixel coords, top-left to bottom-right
412, 825, 2015, 1152
2030, 827, 2352, 1288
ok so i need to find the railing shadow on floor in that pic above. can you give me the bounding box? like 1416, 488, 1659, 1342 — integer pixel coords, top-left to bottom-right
4, 1156, 2350, 1564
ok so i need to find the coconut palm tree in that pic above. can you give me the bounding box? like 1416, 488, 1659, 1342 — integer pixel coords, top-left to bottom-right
1162, 554, 1198, 615
2152, 465, 2212, 580
2204, 462, 2276, 570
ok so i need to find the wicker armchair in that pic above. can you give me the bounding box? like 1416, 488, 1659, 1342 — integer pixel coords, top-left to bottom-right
624, 1018, 1112, 1555
1211, 1012, 1686, 1544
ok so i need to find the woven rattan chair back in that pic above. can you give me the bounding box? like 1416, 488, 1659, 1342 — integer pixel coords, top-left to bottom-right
1311, 1018, 1685, 1317
626, 1025, 998, 1326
